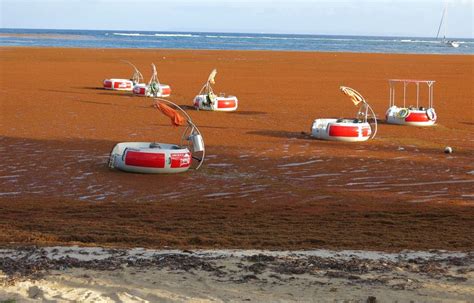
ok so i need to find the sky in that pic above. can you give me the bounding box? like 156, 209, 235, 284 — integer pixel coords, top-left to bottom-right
0, 0, 473, 38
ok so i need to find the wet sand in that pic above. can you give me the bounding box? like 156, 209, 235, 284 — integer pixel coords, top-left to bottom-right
0, 47, 473, 251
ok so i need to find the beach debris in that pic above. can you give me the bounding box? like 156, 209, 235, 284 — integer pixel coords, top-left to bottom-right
366, 296, 377, 303
193, 68, 239, 112
28, 286, 43, 299
311, 86, 377, 142
1, 246, 472, 291
245, 254, 276, 263
247, 262, 267, 274
444, 146, 453, 154
385, 79, 437, 127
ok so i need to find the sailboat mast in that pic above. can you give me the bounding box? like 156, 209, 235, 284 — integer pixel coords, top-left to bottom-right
436, 5, 446, 39
444, 4, 448, 40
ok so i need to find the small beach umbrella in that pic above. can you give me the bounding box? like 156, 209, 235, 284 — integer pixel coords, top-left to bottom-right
154, 101, 186, 127
340, 86, 365, 106
208, 69, 217, 85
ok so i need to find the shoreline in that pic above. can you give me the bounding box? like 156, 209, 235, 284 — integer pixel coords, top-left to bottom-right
1, 245, 473, 302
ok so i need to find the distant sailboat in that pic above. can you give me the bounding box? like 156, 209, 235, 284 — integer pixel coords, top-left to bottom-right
436, 4, 460, 48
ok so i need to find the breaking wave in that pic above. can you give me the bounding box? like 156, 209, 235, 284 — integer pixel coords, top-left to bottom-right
112, 33, 198, 38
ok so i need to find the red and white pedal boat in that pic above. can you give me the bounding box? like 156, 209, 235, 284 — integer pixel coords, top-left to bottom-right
311, 119, 373, 142
311, 86, 377, 142
385, 79, 437, 126
133, 63, 171, 98
133, 83, 171, 97
109, 142, 191, 174
194, 94, 238, 112
193, 69, 238, 111
103, 79, 134, 91
103, 61, 143, 91
108, 99, 205, 174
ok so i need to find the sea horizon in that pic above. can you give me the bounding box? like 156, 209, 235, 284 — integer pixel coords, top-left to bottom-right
3, 26, 474, 39
1, 27, 473, 55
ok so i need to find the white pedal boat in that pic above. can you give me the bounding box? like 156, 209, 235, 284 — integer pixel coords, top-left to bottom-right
193, 94, 238, 112
311, 119, 372, 142
385, 79, 437, 126
386, 106, 437, 126
133, 83, 171, 97
103, 79, 134, 91
108, 99, 205, 174
109, 142, 192, 174
103, 61, 143, 91
133, 63, 171, 98
311, 86, 377, 142
193, 69, 238, 111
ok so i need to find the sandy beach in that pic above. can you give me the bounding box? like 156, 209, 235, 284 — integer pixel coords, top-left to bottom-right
0, 47, 473, 300
1, 47, 473, 250
1, 246, 473, 302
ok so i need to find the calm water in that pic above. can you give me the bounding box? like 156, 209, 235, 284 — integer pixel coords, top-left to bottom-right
0, 28, 473, 54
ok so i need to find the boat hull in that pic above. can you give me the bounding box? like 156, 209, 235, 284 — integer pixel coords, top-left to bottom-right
449, 42, 460, 48
194, 95, 238, 112
311, 119, 372, 142
109, 142, 191, 174
132, 84, 171, 97
103, 79, 134, 91
385, 106, 436, 126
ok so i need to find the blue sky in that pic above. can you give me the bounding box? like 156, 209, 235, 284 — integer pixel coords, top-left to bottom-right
1, 0, 473, 38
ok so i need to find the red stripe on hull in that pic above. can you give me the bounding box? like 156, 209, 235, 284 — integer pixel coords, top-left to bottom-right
329, 125, 360, 137
125, 151, 165, 168
217, 99, 236, 109
405, 112, 430, 122
114, 81, 132, 89
161, 87, 171, 95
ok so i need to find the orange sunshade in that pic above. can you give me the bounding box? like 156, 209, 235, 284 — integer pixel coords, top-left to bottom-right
340, 86, 365, 107
155, 102, 186, 126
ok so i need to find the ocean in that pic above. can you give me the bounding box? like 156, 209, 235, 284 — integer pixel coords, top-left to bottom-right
0, 28, 473, 54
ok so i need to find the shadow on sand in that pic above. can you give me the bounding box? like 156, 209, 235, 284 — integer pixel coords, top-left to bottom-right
246, 130, 310, 140
228, 111, 267, 116
176, 105, 267, 116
